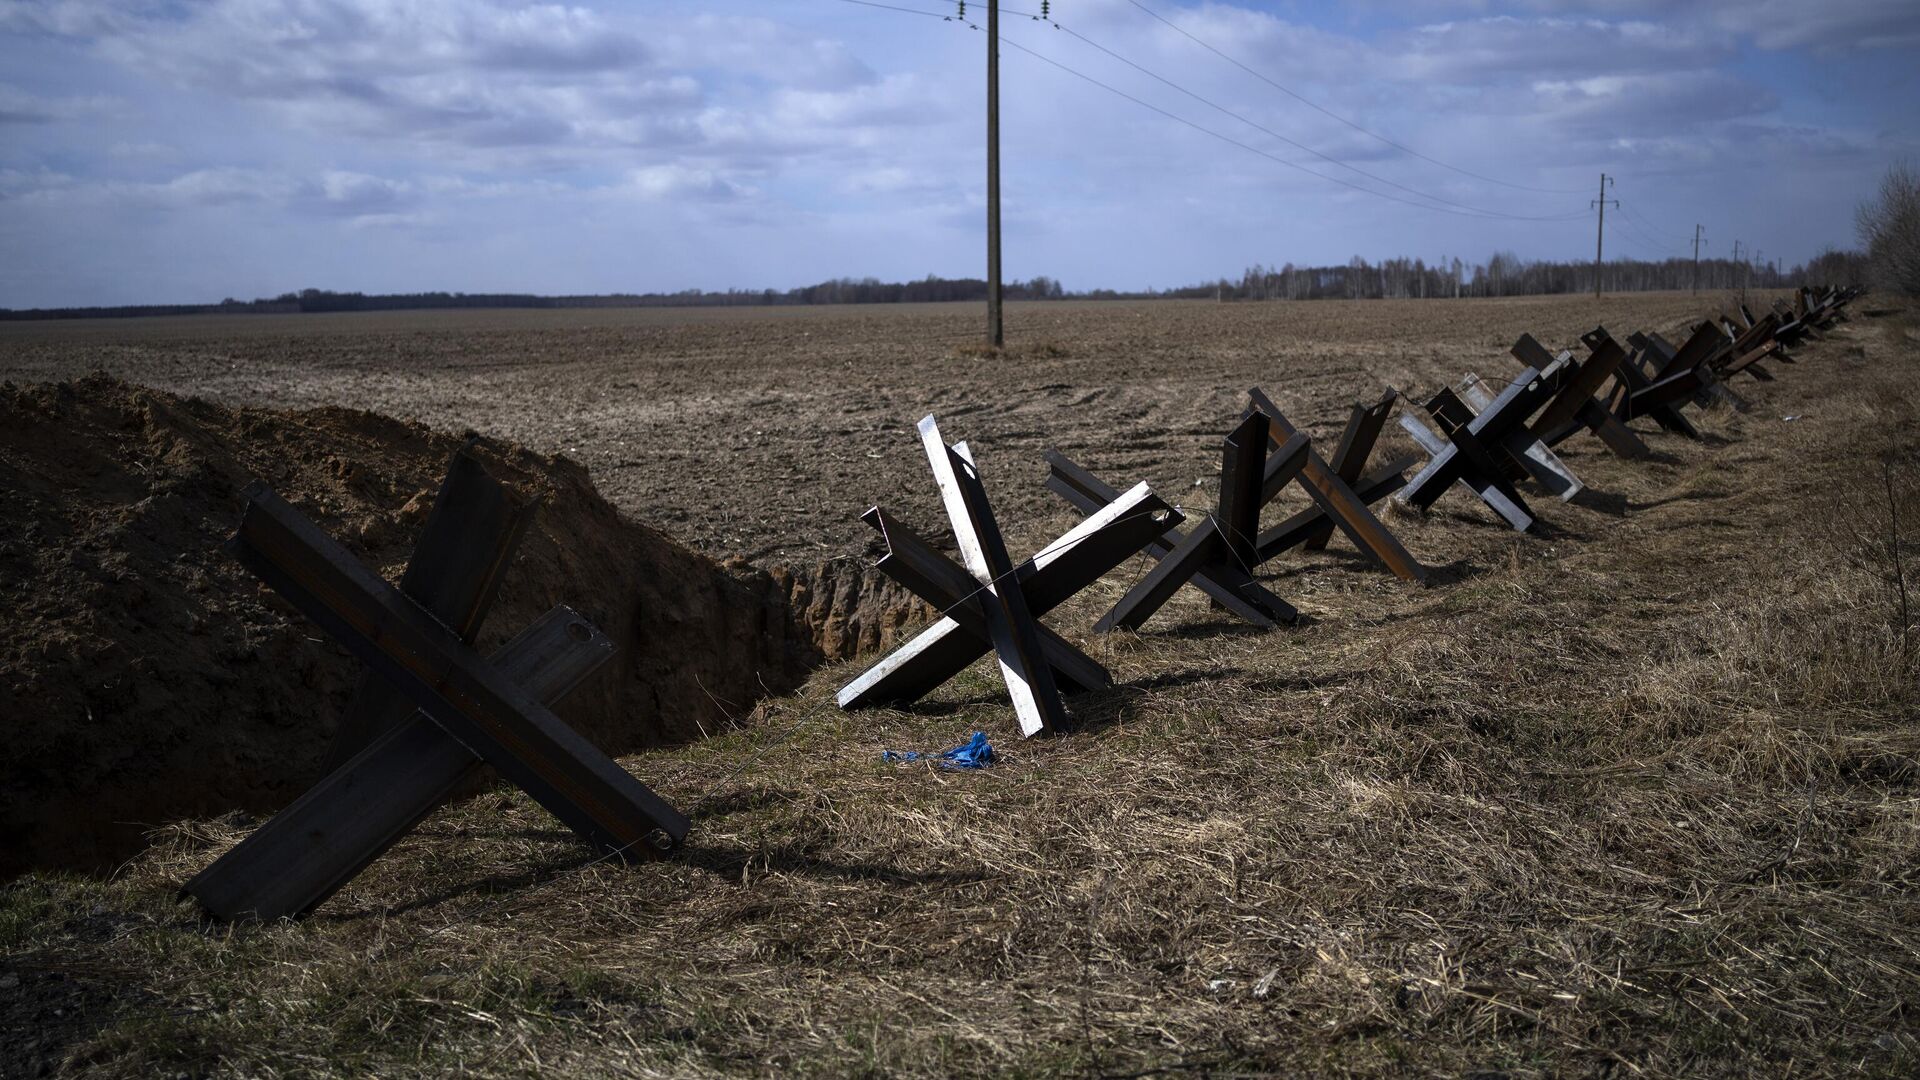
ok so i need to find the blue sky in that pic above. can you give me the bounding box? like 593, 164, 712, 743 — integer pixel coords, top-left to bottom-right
1, 0, 1916, 307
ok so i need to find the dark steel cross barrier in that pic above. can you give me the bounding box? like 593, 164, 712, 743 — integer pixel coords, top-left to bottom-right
1045, 411, 1308, 632
1508, 330, 1650, 460
185, 450, 688, 921
837, 415, 1178, 736
1242, 388, 1427, 582
1601, 328, 1706, 439
1397, 365, 1566, 532
1631, 325, 1750, 413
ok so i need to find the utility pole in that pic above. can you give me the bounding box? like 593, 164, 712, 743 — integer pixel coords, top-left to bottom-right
1754, 249, 1765, 292
1732, 240, 1744, 303
1691, 225, 1706, 294
1592, 174, 1616, 299
984, 0, 1003, 349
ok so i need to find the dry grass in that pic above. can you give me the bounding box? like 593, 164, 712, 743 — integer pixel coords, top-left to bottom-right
4, 302, 1920, 1077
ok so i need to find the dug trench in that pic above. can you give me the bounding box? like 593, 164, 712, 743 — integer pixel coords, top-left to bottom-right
0, 374, 925, 878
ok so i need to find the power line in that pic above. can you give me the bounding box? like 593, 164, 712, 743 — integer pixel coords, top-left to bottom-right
832, 0, 1052, 18
825, 1, 1589, 223
1611, 223, 1683, 260
1048, 22, 1585, 222
831, 0, 951, 18
1611, 209, 1686, 257
1117, 0, 1588, 196
989, 27, 1587, 222
1618, 201, 1689, 245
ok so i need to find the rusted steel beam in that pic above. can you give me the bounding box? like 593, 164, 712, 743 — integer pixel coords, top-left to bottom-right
1722, 340, 1779, 380
1044, 450, 1291, 619
1097, 419, 1306, 631
1630, 363, 1712, 416
838, 418, 1178, 732
1642, 328, 1749, 412
1451, 374, 1583, 500
1218, 410, 1270, 572
860, 506, 1110, 695
1254, 457, 1413, 562
1044, 443, 1297, 626
1307, 391, 1396, 550
1611, 356, 1702, 439
1245, 388, 1427, 583
1518, 330, 1651, 460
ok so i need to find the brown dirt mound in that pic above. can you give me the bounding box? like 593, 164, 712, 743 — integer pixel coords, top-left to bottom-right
0, 374, 919, 877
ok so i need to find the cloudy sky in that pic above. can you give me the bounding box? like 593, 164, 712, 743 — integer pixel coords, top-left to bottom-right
1, 0, 1916, 307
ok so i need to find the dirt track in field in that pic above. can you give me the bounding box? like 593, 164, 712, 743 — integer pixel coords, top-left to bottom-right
0, 293, 1731, 564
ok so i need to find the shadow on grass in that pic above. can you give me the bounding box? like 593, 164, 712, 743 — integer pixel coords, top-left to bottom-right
1404, 557, 1480, 588
1141, 612, 1313, 641
1245, 669, 1365, 694
326, 851, 600, 921
1262, 544, 1391, 578
693, 787, 806, 819
1570, 488, 1631, 516
1628, 487, 1733, 512
1062, 668, 1244, 733
679, 842, 994, 888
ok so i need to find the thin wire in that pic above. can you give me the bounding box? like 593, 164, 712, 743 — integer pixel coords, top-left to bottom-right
1611, 227, 1679, 261
991, 28, 1588, 222
1619, 202, 1691, 245
832, 0, 1050, 17
1119, 0, 1588, 196
1612, 211, 1688, 258
831, 0, 952, 17
1050, 22, 1586, 222
825, 0, 1586, 221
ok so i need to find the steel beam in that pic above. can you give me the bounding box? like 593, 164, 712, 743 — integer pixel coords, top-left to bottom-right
324, 446, 538, 773
1398, 369, 1550, 532
225, 484, 690, 860
186, 605, 615, 921
1245, 388, 1426, 582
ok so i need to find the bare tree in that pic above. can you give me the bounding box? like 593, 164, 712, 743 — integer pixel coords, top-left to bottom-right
1857, 161, 1920, 296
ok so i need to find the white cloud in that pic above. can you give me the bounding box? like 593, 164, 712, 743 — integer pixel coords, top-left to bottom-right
0, 0, 1908, 306
315, 169, 412, 213
621, 164, 753, 202
11, 0, 913, 169
1392, 15, 1725, 84
0, 81, 123, 123
1362, 0, 1920, 53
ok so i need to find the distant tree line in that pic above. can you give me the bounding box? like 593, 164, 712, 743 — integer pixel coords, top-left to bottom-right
0, 255, 1869, 322
1187, 250, 1868, 303
0, 276, 1068, 320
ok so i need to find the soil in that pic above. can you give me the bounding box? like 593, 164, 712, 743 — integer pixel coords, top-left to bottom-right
0, 294, 1766, 877
0, 294, 1731, 563
0, 375, 916, 877
2, 293, 1916, 1078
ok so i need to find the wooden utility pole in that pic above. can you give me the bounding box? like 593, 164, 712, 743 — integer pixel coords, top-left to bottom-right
1732, 239, 1744, 303
1691, 225, 1706, 294
1591, 173, 1616, 299
985, 0, 1003, 348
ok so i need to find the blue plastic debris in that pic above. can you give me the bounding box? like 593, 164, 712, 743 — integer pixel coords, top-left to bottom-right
883, 731, 995, 769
